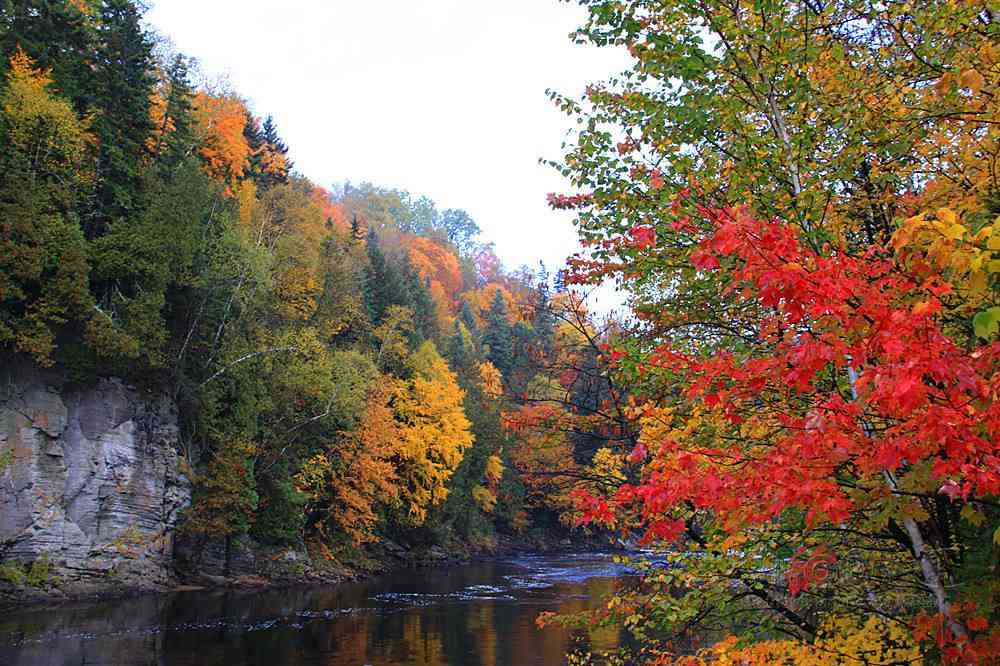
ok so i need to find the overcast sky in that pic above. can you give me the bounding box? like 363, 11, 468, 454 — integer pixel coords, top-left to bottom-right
144, 1, 628, 278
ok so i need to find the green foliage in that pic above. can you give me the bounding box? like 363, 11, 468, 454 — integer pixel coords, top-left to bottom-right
0, 49, 94, 365
182, 438, 259, 540
0, 0, 580, 565
253, 465, 307, 546
483, 288, 512, 377
88, 161, 216, 368
88, 0, 156, 231
0, 554, 55, 589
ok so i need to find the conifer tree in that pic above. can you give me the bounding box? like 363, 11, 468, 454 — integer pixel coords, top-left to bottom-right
0, 0, 96, 112
88, 0, 156, 233
531, 263, 555, 359
364, 229, 409, 326
156, 53, 197, 175
483, 288, 512, 379
459, 299, 479, 337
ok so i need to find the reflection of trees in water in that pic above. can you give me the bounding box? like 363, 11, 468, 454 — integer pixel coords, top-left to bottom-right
464, 599, 497, 666
0, 560, 632, 666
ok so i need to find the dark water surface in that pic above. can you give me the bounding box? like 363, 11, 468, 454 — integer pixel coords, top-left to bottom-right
0, 553, 633, 665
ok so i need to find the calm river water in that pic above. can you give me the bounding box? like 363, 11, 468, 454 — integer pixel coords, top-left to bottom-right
0, 552, 634, 666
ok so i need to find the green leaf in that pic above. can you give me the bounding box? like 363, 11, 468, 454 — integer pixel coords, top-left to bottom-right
972, 307, 1000, 339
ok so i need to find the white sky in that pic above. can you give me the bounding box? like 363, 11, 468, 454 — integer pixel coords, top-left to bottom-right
144, 1, 629, 277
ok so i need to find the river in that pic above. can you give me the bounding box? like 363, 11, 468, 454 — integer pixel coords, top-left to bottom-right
0, 552, 634, 665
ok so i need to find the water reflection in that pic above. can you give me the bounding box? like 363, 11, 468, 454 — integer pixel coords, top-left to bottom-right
0, 553, 632, 665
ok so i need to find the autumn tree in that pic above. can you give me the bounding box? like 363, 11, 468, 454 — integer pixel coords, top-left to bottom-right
393, 341, 474, 525
551, 1, 1000, 661
0, 50, 93, 365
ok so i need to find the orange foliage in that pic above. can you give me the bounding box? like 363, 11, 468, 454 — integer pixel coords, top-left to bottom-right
408, 236, 462, 299
311, 187, 349, 234
296, 387, 400, 546
193, 91, 249, 193
502, 403, 581, 520
461, 283, 525, 327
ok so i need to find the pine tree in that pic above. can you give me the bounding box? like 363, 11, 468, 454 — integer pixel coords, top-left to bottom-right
532, 263, 555, 359
446, 319, 474, 371
459, 299, 478, 337
156, 53, 197, 175
403, 264, 438, 344
364, 229, 409, 326
350, 214, 366, 243
0, 0, 97, 113
88, 0, 156, 234
244, 114, 291, 191
261, 116, 291, 174
483, 288, 512, 378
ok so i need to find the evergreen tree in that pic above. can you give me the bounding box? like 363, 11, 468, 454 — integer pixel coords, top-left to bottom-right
482, 288, 512, 379
261, 116, 290, 171
244, 114, 291, 191
156, 53, 197, 176
531, 263, 555, 359
446, 319, 474, 372
403, 267, 438, 344
0, 0, 97, 112
88, 0, 156, 234
350, 214, 366, 243
459, 299, 478, 337
364, 229, 409, 326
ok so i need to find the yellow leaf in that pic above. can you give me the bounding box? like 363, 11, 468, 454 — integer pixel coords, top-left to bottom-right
970, 270, 988, 294
988, 260, 1000, 274
937, 208, 958, 226
943, 223, 965, 241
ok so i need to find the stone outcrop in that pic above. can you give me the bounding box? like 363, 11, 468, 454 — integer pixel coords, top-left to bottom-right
0, 361, 191, 589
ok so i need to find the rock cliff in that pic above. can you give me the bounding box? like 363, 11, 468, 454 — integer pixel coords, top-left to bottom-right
0, 362, 190, 590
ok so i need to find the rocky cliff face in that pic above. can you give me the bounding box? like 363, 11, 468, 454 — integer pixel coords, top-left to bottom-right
0, 362, 191, 590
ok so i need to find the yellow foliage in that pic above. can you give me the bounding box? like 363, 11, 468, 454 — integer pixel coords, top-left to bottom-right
678, 616, 921, 666
478, 360, 503, 398
275, 265, 320, 320
484, 453, 504, 485
590, 447, 625, 485
472, 484, 497, 513
394, 341, 474, 523
0, 49, 94, 364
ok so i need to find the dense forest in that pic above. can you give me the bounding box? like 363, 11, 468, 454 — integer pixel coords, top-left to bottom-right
6, 0, 1000, 664
0, 0, 626, 573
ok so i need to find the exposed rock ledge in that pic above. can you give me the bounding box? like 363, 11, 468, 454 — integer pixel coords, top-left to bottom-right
0, 361, 191, 593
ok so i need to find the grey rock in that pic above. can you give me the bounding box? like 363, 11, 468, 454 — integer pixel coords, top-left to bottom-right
0, 360, 191, 588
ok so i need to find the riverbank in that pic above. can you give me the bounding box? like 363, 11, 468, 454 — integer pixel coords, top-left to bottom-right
0, 530, 619, 611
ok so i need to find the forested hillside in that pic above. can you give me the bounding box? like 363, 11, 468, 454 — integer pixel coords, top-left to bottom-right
0, 1, 624, 572
14, 0, 1000, 663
